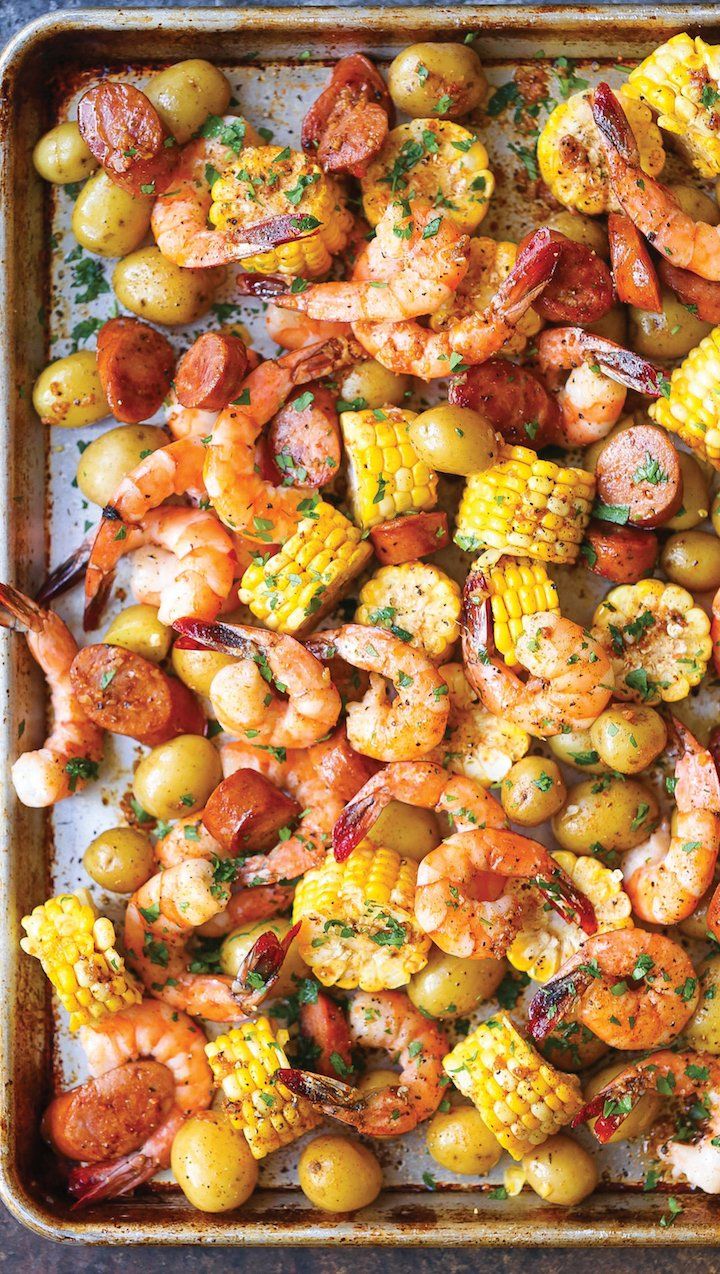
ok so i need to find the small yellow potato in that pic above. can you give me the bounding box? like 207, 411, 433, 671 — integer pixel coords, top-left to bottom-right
539, 1022, 608, 1073
409, 405, 497, 476
72, 170, 154, 257
546, 209, 609, 258
629, 288, 712, 360
171, 1110, 258, 1212
586, 305, 627, 345
145, 60, 232, 144
670, 182, 720, 225
77, 423, 167, 506
358, 1068, 400, 1096
584, 1060, 663, 1142
522, 1134, 598, 1206
667, 452, 710, 531
552, 776, 659, 854
132, 735, 222, 820
408, 945, 504, 1018
366, 800, 441, 861
298, 1135, 382, 1212
426, 1105, 501, 1175
501, 757, 566, 826
589, 704, 667, 775
220, 918, 308, 998
33, 121, 97, 184
82, 826, 155, 893
548, 727, 607, 774
112, 246, 219, 326
171, 645, 236, 697
33, 350, 109, 428
104, 604, 172, 664
338, 360, 411, 410
387, 42, 487, 119
684, 956, 720, 1054
662, 530, 720, 593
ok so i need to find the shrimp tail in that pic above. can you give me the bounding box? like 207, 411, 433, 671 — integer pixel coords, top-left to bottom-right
277, 1067, 364, 1113
36, 535, 93, 606
333, 790, 390, 861
581, 337, 666, 397
172, 616, 254, 656
235, 272, 289, 298
495, 232, 561, 324
0, 583, 45, 633
229, 213, 320, 257
68, 1151, 156, 1207
537, 868, 598, 936
572, 1072, 649, 1142
591, 82, 640, 164
526, 964, 597, 1042
231, 920, 301, 1011
462, 570, 495, 653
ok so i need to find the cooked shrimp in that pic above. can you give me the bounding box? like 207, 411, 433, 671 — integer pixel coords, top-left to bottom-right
85, 506, 237, 629
151, 120, 312, 268
623, 718, 720, 926
577, 1050, 720, 1193
711, 585, 720, 678
592, 82, 720, 282
537, 326, 664, 446
279, 990, 447, 1135
0, 584, 103, 807
352, 229, 560, 378
173, 617, 341, 748
204, 335, 361, 542
62, 1000, 211, 1205
165, 393, 219, 442
429, 661, 531, 786
276, 198, 469, 322
265, 303, 350, 351
307, 625, 450, 761
462, 577, 614, 737
528, 929, 699, 1050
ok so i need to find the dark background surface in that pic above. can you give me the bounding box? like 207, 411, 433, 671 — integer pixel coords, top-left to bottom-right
1, 0, 718, 1266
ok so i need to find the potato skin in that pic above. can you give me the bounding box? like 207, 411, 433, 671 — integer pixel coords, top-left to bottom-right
661, 530, 720, 593
501, 757, 566, 826
171, 1111, 258, 1212
387, 43, 487, 119
298, 1135, 382, 1212
83, 827, 155, 893
407, 945, 504, 1018
338, 360, 410, 410
33, 350, 110, 428
629, 287, 712, 360
409, 406, 497, 476
589, 705, 667, 774
684, 956, 720, 1053
33, 121, 98, 184
104, 604, 172, 664
112, 246, 219, 326
426, 1105, 501, 1175
145, 60, 232, 144
77, 423, 167, 506
72, 170, 154, 257
522, 1134, 599, 1206
220, 918, 308, 998
552, 776, 659, 854
366, 799, 441, 861
132, 735, 222, 820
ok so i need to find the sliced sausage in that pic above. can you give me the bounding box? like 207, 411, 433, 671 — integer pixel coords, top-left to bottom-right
70, 644, 204, 746
77, 82, 178, 196
595, 424, 683, 528
608, 213, 662, 313
581, 521, 659, 584
302, 54, 394, 179
369, 511, 450, 565
41, 1060, 175, 1162
202, 768, 300, 854
175, 332, 249, 412
96, 317, 175, 423
449, 358, 559, 449
518, 228, 613, 325
657, 256, 720, 324
268, 384, 341, 488
299, 993, 353, 1077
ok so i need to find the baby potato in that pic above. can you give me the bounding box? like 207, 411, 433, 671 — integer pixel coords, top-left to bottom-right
583, 415, 638, 474
387, 42, 487, 119
220, 918, 308, 998
548, 728, 608, 774
171, 645, 236, 698
426, 1105, 501, 1175
584, 1060, 663, 1142
104, 604, 172, 663
589, 705, 667, 774
629, 287, 712, 360
546, 210, 609, 259
667, 451, 710, 531
132, 734, 222, 820
684, 956, 720, 1053
33, 121, 97, 185
366, 800, 441, 861
551, 776, 659, 854
539, 1022, 608, 1073
145, 60, 232, 144
501, 756, 566, 826
33, 350, 109, 428
77, 423, 167, 506
358, 1068, 400, 1095
586, 304, 627, 346
72, 170, 154, 257
338, 360, 411, 410
522, 1134, 598, 1206
669, 182, 720, 225
409, 405, 497, 476
678, 887, 713, 941
407, 945, 504, 1018
171, 1110, 258, 1212
662, 530, 720, 593
298, 1135, 382, 1213
83, 826, 155, 893
113, 246, 219, 327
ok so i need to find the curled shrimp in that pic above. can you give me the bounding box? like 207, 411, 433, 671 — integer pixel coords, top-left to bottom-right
151, 120, 312, 268
462, 577, 614, 737
279, 990, 448, 1135
276, 198, 469, 323
264, 303, 350, 351
60, 1000, 211, 1205
173, 617, 341, 749
592, 82, 720, 282
623, 718, 720, 926
536, 326, 665, 446
85, 506, 238, 629
352, 229, 560, 378
528, 929, 699, 1050
576, 1050, 720, 1193
307, 625, 450, 761
0, 584, 103, 807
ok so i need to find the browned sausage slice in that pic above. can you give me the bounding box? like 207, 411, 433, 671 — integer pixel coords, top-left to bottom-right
175, 332, 250, 412
41, 1061, 175, 1163
202, 769, 300, 854
518, 228, 613, 325
268, 383, 341, 488
77, 82, 178, 196
369, 511, 450, 565
657, 256, 720, 324
581, 520, 659, 583
70, 644, 204, 745
449, 358, 559, 448
595, 424, 683, 528
96, 317, 175, 423
302, 54, 394, 179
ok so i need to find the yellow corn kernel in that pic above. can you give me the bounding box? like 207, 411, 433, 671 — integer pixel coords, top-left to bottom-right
355, 561, 461, 663
341, 406, 437, 530
626, 34, 720, 178
650, 326, 720, 468
430, 661, 530, 785
478, 556, 560, 668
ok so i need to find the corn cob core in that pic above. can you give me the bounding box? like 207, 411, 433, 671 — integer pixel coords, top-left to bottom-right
626, 34, 720, 178
340, 406, 437, 531
432, 661, 530, 785
20, 889, 141, 1031
293, 844, 430, 991
507, 850, 632, 984
455, 445, 594, 564
443, 1013, 583, 1160
209, 146, 353, 277
238, 500, 372, 636
650, 327, 720, 468
591, 578, 711, 704
355, 561, 461, 663
430, 238, 542, 353
206, 1017, 321, 1159
479, 556, 560, 668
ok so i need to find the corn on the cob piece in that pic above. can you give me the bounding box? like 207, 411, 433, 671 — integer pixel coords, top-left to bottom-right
443, 1013, 583, 1160
455, 445, 594, 565
341, 406, 438, 531
591, 578, 711, 704
626, 34, 720, 178
238, 500, 372, 637
20, 888, 141, 1031
478, 556, 560, 668
206, 1017, 321, 1158
293, 843, 430, 992
507, 850, 632, 984
355, 561, 461, 663
430, 238, 542, 354
649, 327, 720, 468
361, 119, 494, 232
209, 145, 353, 277
430, 661, 530, 785
537, 88, 664, 215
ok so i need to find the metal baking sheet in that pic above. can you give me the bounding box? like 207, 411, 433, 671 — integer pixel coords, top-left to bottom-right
3, 4, 720, 1246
